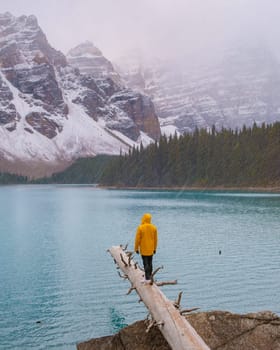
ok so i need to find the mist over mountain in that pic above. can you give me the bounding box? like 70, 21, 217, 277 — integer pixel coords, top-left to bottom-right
67, 41, 121, 85
0, 12, 160, 176
115, 44, 280, 135
1, 2, 280, 177
65, 37, 280, 136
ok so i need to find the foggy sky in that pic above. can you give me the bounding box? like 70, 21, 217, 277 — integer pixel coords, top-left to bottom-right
1, 0, 280, 60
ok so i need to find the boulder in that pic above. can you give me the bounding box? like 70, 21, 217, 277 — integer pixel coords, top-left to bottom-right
77, 311, 280, 350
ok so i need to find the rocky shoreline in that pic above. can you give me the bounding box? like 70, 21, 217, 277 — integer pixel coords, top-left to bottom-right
77, 310, 280, 350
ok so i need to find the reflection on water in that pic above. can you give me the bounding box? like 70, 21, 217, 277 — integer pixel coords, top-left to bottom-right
0, 186, 279, 349
109, 307, 128, 333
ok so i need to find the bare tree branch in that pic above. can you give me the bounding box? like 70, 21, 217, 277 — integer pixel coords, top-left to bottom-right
127, 286, 136, 295
146, 320, 156, 333
156, 280, 177, 286
117, 271, 128, 279
174, 291, 183, 309
120, 253, 128, 267
151, 265, 163, 278
123, 243, 128, 251
128, 254, 134, 266
180, 307, 200, 314
108, 245, 210, 350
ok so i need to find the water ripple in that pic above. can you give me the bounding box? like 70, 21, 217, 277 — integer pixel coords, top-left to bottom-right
0, 186, 279, 349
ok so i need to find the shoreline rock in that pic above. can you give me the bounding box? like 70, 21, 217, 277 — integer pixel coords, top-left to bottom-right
77, 310, 280, 350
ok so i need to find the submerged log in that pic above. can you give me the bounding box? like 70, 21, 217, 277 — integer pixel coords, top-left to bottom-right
108, 245, 210, 350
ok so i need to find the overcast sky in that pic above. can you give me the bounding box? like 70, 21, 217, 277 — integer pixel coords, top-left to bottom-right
1, 0, 280, 60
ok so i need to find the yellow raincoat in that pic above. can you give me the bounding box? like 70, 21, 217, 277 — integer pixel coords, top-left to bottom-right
134, 213, 158, 256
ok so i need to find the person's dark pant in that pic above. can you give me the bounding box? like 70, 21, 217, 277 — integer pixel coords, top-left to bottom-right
141, 255, 153, 280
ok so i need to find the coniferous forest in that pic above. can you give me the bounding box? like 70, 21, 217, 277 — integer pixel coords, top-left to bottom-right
100, 122, 280, 187
0, 172, 28, 185
33, 155, 114, 184
1, 122, 280, 187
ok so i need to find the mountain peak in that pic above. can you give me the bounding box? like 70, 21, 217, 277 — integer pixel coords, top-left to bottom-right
67, 41, 103, 58
0, 12, 38, 32
116, 44, 280, 135
67, 42, 121, 84
0, 12, 66, 69
0, 11, 13, 19
0, 12, 160, 175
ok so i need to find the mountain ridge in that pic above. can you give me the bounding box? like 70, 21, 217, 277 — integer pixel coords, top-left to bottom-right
115, 46, 280, 135
0, 12, 160, 176
2, 11, 280, 177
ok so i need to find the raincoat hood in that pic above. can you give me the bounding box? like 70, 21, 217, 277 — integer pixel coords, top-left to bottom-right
141, 213, 152, 224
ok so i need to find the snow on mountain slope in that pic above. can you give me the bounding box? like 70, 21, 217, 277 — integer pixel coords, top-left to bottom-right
0, 12, 160, 174
67, 41, 121, 85
65, 42, 161, 141
0, 69, 129, 162
115, 46, 280, 135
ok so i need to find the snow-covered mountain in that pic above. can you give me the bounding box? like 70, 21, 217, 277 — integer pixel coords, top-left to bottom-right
2, 11, 280, 178
115, 46, 280, 135
0, 12, 160, 176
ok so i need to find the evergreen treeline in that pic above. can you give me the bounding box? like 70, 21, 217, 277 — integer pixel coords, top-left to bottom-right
1, 123, 280, 187
34, 155, 116, 184
0, 172, 28, 185
100, 122, 280, 187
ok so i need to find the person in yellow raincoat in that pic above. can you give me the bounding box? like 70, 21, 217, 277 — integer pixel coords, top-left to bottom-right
134, 213, 158, 282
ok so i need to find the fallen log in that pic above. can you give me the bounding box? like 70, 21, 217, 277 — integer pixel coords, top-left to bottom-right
108, 245, 210, 350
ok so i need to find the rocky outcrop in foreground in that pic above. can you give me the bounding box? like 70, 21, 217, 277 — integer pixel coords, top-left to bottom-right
77, 311, 280, 350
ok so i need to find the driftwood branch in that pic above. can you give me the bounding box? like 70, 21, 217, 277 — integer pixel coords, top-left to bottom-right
127, 286, 136, 295
146, 320, 156, 333
174, 291, 183, 309
120, 243, 128, 251
123, 243, 128, 251
108, 245, 210, 350
156, 280, 177, 286
146, 319, 165, 333
128, 254, 134, 266
117, 271, 128, 279
151, 265, 163, 278
120, 253, 128, 267
180, 307, 200, 315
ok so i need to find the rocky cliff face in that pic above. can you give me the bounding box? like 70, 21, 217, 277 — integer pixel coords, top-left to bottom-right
66, 42, 161, 141
67, 41, 121, 85
116, 47, 280, 135
0, 12, 67, 138
77, 311, 280, 350
0, 13, 160, 175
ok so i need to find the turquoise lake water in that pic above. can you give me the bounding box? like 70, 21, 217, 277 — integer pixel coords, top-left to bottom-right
0, 185, 279, 349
